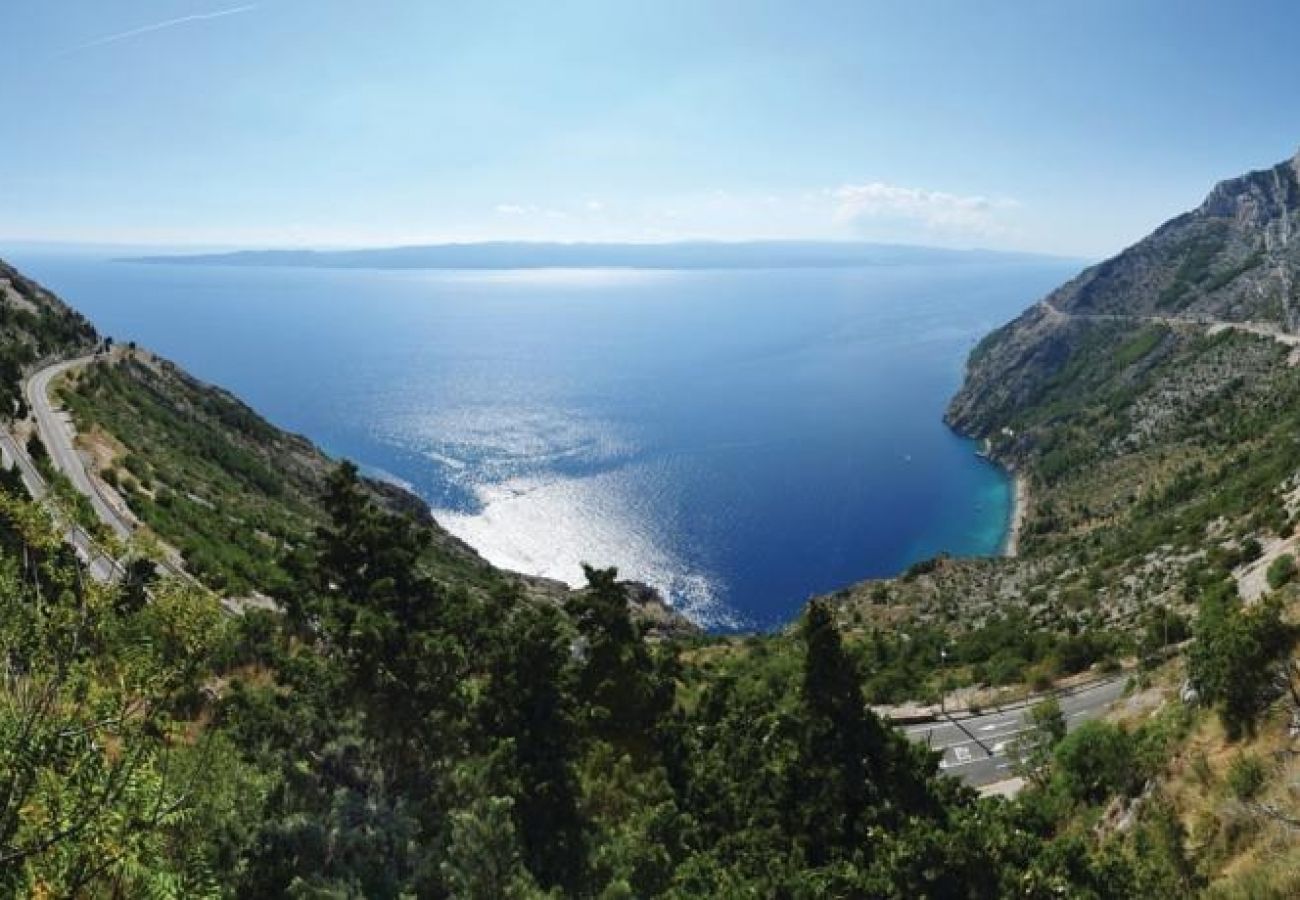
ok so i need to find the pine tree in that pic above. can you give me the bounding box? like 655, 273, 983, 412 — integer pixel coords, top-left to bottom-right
482, 602, 587, 892
442, 794, 541, 900
566, 565, 673, 755
788, 600, 885, 862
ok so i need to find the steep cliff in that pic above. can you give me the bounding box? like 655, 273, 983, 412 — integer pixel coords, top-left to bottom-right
950, 150, 1300, 438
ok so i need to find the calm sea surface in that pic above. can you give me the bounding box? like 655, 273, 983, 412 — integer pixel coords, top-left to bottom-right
5, 252, 1078, 629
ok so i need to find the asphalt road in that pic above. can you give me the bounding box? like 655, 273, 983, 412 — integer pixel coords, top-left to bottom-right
901, 676, 1129, 787
0, 426, 122, 583
17, 354, 226, 596
26, 355, 134, 541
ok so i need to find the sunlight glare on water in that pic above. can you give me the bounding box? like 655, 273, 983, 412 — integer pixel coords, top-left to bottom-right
5, 253, 1080, 629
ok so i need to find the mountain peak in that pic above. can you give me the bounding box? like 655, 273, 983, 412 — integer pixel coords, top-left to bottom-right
1197, 152, 1300, 222
947, 149, 1300, 433
978, 150, 1300, 330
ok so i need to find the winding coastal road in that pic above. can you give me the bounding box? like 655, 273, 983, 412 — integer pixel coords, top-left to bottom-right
0, 406, 123, 583
902, 676, 1129, 788
901, 299, 1296, 787
26, 355, 135, 541
15, 354, 251, 607
1040, 299, 1300, 354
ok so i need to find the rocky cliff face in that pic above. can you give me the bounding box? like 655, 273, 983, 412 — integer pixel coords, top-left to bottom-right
949, 150, 1300, 438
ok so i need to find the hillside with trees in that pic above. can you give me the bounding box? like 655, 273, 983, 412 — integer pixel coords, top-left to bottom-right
7, 151, 1300, 896
0, 456, 1210, 896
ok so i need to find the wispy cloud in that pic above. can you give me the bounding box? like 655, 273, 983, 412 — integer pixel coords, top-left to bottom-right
482, 182, 1022, 246
830, 182, 1017, 238
495, 203, 568, 220
66, 4, 258, 53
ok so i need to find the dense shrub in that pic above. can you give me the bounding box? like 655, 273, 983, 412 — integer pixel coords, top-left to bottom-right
1266, 553, 1296, 590
1189, 593, 1291, 738
1053, 721, 1141, 804
1226, 754, 1267, 801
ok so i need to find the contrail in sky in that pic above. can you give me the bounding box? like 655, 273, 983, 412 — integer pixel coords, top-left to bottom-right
67, 4, 258, 52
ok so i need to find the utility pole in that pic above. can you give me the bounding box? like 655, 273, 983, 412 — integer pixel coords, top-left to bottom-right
939, 648, 948, 716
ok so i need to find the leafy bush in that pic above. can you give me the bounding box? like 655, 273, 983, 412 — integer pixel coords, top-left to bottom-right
25, 431, 46, 463
1189, 593, 1291, 738
1266, 553, 1296, 590
1226, 754, 1266, 801
1011, 697, 1066, 787
1053, 721, 1140, 804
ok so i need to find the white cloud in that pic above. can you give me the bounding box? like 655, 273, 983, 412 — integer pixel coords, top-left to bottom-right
830, 182, 1017, 238
495, 203, 569, 219
474, 184, 1023, 247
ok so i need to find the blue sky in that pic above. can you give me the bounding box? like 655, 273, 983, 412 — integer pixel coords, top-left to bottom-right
2, 0, 1298, 256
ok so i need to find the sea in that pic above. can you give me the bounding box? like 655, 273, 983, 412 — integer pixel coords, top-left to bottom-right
4, 250, 1079, 629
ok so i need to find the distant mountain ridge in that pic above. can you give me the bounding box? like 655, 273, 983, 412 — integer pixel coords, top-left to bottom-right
124, 240, 1060, 270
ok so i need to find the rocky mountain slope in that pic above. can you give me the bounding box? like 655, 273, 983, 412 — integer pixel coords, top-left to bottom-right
829, 152, 1300, 703
0, 260, 96, 403
811, 154, 1300, 896
949, 150, 1300, 437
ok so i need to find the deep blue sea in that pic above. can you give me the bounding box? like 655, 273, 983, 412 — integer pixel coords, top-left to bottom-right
3, 251, 1078, 628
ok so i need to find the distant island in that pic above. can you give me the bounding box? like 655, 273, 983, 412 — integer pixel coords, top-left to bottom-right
122, 240, 1062, 270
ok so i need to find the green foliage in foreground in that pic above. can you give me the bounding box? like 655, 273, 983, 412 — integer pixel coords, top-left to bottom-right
0, 484, 260, 896
0, 460, 1197, 897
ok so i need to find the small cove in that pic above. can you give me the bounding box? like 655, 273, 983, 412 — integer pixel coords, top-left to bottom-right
6, 251, 1078, 628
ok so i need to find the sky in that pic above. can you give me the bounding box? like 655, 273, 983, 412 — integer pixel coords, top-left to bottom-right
3, 1, 1300, 257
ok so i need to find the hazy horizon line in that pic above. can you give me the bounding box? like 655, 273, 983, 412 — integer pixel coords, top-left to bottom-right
0, 236, 1086, 264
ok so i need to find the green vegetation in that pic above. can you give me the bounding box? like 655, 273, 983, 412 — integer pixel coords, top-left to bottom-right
0, 482, 239, 895
1200, 248, 1264, 294
1225, 754, 1267, 801
60, 355, 331, 594
1053, 719, 1141, 804
1141, 605, 1191, 661
1156, 224, 1230, 309
0, 262, 97, 418
1189, 590, 1290, 738
60, 354, 497, 600
24, 431, 45, 466
1114, 325, 1167, 367
0, 462, 1203, 897
1010, 697, 1066, 787
1266, 552, 1296, 590
9, 147, 1300, 895
937, 314, 1300, 639
847, 612, 1126, 703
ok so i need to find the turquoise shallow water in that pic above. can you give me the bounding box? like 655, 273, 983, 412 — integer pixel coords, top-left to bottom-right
4, 252, 1077, 629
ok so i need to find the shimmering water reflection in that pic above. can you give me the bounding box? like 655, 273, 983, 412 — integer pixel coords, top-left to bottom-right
5, 254, 1078, 628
